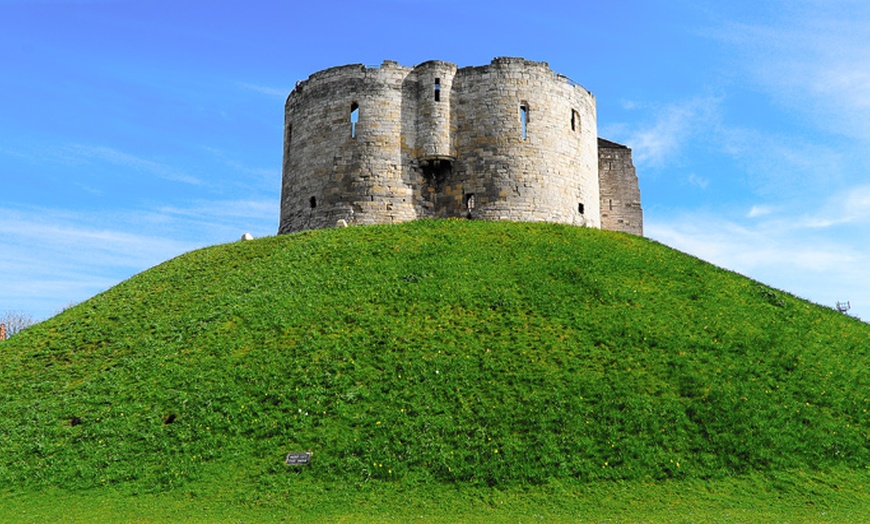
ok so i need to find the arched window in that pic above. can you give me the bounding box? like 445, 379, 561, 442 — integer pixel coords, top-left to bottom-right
520, 102, 529, 140
350, 102, 359, 138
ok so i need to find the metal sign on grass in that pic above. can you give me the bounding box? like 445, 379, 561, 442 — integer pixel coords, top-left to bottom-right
285, 452, 312, 466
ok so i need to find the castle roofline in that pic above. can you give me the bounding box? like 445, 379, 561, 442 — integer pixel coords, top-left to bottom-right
292, 58, 592, 98
598, 137, 631, 149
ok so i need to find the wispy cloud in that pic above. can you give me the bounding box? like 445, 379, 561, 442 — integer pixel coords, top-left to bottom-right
203, 147, 280, 187
0, 206, 195, 319
800, 185, 870, 228
64, 144, 203, 185
237, 82, 291, 99
646, 185, 870, 321
718, 125, 845, 197
618, 96, 722, 168
709, 1, 870, 142
607, 94, 845, 199
156, 199, 277, 231
0, 199, 277, 321
687, 173, 709, 189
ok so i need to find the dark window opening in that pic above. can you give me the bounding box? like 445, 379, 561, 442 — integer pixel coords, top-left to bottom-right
309, 196, 317, 209
520, 103, 529, 140
285, 124, 293, 164
350, 102, 359, 138
571, 109, 580, 132
578, 202, 585, 214
421, 159, 452, 187
609, 199, 613, 211
434, 78, 441, 102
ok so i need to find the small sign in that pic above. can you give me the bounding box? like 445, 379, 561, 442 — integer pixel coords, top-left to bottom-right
285, 452, 312, 466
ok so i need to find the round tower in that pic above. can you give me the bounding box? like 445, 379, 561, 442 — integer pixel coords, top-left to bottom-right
413, 60, 457, 163
279, 61, 416, 233
450, 58, 599, 226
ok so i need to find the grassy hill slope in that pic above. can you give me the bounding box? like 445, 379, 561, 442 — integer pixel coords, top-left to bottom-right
1, 220, 868, 501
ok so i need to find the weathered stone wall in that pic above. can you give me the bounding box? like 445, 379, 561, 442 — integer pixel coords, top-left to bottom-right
598, 138, 643, 235
279, 58, 638, 235
279, 61, 418, 233
449, 58, 598, 226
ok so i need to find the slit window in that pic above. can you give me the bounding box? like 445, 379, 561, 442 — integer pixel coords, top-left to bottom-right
571, 109, 580, 132
434, 78, 441, 102
465, 193, 475, 211
520, 103, 529, 140
309, 196, 317, 209
350, 102, 359, 138
578, 202, 585, 214
285, 124, 293, 162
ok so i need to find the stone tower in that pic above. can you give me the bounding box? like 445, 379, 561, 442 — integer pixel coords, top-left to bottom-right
279, 58, 642, 235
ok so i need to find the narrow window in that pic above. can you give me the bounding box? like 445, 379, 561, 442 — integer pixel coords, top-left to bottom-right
578, 202, 585, 214
309, 196, 317, 209
571, 110, 580, 132
465, 193, 475, 211
287, 123, 293, 144
434, 78, 441, 102
609, 199, 613, 211
520, 103, 529, 140
350, 102, 359, 138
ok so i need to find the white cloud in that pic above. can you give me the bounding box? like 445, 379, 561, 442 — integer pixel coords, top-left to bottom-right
747, 205, 774, 218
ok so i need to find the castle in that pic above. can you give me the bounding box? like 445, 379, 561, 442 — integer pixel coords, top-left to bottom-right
279, 58, 642, 235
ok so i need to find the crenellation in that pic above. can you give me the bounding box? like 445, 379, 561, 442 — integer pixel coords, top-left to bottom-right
279, 58, 642, 235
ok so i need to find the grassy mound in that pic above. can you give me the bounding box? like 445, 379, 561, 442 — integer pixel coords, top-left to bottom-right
1, 220, 867, 495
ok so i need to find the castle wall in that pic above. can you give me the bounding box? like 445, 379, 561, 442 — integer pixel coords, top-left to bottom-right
598, 138, 643, 235
279, 58, 636, 235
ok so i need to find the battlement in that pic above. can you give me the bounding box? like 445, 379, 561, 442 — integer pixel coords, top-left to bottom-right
279, 58, 641, 235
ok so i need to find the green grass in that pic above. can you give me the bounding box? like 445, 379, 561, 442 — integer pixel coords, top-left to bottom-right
2, 468, 869, 522
1, 219, 868, 520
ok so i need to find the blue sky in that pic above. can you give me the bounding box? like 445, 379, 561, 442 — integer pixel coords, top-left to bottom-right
2, 0, 869, 322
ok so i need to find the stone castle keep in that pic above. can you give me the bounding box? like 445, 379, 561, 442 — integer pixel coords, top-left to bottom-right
279, 58, 642, 235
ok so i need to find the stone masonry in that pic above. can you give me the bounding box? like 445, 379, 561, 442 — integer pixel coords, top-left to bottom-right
598, 139, 643, 236
279, 58, 642, 235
